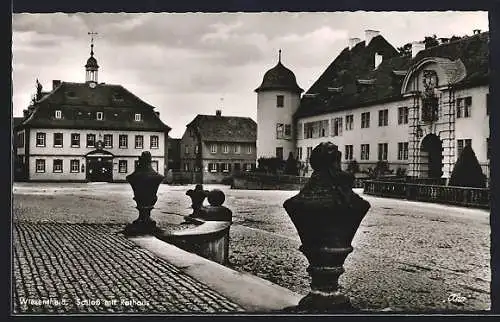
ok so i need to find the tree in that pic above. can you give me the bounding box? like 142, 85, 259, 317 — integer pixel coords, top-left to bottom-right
449, 145, 486, 188
424, 35, 439, 49
346, 159, 359, 174
284, 152, 299, 176
397, 43, 412, 57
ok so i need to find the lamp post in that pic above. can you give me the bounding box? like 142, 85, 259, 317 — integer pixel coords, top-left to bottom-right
124, 151, 165, 236
283, 142, 371, 312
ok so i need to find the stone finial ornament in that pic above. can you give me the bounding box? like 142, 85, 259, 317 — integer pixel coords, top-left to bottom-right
283, 142, 371, 312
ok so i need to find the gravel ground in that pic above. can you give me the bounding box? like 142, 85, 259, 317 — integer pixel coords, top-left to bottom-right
13, 182, 491, 312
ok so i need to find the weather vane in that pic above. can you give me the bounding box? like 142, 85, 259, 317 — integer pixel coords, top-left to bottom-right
88, 31, 98, 56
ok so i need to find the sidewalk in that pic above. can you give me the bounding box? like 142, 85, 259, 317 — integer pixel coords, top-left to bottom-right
13, 221, 300, 314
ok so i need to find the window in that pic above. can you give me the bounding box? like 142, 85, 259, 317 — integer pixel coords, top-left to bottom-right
103, 134, 113, 148
211, 144, 217, 153
150, 135, 159, 149
36, 132, 46, 147
457, 139, 472, 156
135, 113, 142, 121
35, 159, 45, 173
297, 123, 303, 139
284, 124, 292, 137
457, 97, 472, 118
209, 163, 217, 172
276, 147, 284, 160
87, 134, 96, 148
221, 163, 231, 173
55, 110, 62, 119
306, 147, 313, 162
361, 112, 370, 128
276, 95, 284, 108
319, 120, 329, 137
151, 160, 158, 172
71, 133, 80, 147
53, 133, 63, 147
96, 112, 103, 120
119, 135, 128, 148
135, 135, 144, 149
487, 138, 491, 159
487, 94, 490, 115
398, 107, 409, 124
296, 147, 303, 160
247, 145, 253, 154
378, 109, 388, 126
345, 114, 354, 130
333, 117, 343, 136
361, 144, 370, 160
304, 122, 314, 139
223, 144, 229, 154
53, 159, 63, 173
70, 160, 80, 173
119, 160, 128, 173
377, 143, 388, 161
345, 145, 353, 160
17, 132, 25, 148
398, 142, 409, 160
194, 145, 199, 154
234, 145, 240, 154
184, 163, 190, 172
276, 123, 284, 139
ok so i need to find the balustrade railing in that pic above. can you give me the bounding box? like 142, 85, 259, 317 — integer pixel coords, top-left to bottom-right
363, 180, 490, 209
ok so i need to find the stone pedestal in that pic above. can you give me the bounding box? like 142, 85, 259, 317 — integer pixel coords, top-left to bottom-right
283, 142, 370, 313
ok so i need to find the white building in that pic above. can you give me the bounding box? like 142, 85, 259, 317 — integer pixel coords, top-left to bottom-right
256, 30, 490, 181
14, 39, 171, 182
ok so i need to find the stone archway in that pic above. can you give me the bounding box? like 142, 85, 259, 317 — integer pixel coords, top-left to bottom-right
419, 134, 443, 178
85, 148, 114, 182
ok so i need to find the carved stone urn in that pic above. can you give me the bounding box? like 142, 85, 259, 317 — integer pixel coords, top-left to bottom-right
283, 142, 371, 312
124, 151, 165, 236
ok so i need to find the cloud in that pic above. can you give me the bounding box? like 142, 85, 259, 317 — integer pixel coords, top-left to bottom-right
12, 11, 489, 138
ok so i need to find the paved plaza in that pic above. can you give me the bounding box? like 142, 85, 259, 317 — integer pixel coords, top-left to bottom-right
12, 182, 491, 313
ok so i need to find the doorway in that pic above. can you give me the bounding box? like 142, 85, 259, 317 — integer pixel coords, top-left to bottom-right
420, 134, 443, 178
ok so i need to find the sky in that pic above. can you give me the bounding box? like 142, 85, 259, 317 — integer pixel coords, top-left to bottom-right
12, 12, 489, 138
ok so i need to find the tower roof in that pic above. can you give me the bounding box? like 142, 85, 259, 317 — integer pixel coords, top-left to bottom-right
85, 32, 99, 69
255, 50, 303, 93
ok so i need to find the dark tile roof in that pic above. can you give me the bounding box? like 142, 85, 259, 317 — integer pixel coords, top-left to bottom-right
187, 114, 257, 143
18, 81, 171, 132
13, 117, 24, 129
295, 32, 489, 118
255, 61, 303, 93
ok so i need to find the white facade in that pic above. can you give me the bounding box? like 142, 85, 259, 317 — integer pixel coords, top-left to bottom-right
256, 90, 301, 160
18, 128, 166, 181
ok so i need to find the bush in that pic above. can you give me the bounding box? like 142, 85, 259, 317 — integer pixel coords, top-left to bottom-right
284, 152, 299, 175
221, 176, 234, 185
396, 167, 407, 177
257, 157, 286, 174
368, 161, 391, 178
449, 145, 486, 188
346, 159, 359, 174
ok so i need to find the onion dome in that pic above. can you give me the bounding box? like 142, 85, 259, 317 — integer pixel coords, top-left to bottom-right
255, 50, 303, 93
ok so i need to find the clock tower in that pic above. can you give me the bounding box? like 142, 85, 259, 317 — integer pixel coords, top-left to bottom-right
85, 32, 99, 84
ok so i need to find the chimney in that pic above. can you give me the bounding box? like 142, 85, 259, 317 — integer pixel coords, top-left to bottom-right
348, 37, 361, 50
52, 80, 61, 90
375, 52, 383, 69
365, 30, 380, 46
411, 41, 425, 58
216, 110, 222, 117
473, 29, 481, 35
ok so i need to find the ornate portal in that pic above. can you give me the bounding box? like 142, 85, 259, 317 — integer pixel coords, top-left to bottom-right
421, 70, 439, 122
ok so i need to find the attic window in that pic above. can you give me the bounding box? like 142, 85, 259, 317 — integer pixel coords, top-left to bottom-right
55, 110, 62, 119
303, 93, 318, 98
357, 79, 376, 85
135, 113, 142, 122
96, 112, 103, 120
113, 93, 123, 100
327, 87, 343, 93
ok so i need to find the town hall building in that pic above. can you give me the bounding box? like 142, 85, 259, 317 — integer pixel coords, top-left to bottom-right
256, 29, 490, 182
14, 37, 171, 182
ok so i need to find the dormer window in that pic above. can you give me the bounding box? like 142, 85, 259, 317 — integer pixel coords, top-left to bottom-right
135, 113, 142, 122
113, 93, 123, 100
96, 112, 103, 120
55, 110, 62, 119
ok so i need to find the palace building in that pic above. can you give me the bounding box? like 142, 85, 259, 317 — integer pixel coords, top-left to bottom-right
14, 37, 171, 182
255, 29, 490, 181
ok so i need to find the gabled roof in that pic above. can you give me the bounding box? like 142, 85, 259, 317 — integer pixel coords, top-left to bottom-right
295, 32, 489, 119
187, 114, 257, 143
17, 81, 171, 132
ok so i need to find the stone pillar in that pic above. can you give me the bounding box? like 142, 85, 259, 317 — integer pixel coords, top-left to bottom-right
283, 142, 371, 312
